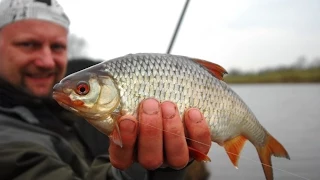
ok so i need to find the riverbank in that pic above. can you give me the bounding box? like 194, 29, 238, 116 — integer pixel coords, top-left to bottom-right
224, 67, 320, 84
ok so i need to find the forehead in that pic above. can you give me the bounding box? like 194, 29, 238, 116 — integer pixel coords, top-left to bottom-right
0, 19, 68, 42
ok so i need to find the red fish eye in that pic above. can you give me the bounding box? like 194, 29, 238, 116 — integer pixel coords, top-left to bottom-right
76, 81, 90, 95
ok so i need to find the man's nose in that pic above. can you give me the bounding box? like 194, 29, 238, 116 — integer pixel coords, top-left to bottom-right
34, 46, 55, 68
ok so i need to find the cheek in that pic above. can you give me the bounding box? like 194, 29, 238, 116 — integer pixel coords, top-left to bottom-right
0, 51, 28, 84
55, 56, 68, 80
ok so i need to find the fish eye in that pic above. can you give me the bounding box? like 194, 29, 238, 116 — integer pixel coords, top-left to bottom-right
76, 81, 90, 95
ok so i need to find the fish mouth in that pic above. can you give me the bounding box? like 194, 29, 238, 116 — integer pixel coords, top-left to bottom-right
52, 91, 81, 113
52, 83, 70, 104
52, 91, 72, 106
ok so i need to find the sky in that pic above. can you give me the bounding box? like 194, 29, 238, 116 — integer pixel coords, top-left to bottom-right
59, 0, 320, 71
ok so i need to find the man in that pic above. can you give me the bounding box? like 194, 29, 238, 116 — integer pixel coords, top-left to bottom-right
0, 0, 211, 179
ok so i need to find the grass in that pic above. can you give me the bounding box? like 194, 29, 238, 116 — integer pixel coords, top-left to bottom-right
224, 67, 320, 84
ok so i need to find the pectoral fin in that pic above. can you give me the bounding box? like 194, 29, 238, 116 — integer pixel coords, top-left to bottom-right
86, 116, 123, 148
223, 135, 247, 169
108, 122, 123, 148
188, 146, 211, 162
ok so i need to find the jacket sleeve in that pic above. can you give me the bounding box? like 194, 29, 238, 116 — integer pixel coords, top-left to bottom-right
0, 142, 194, 180
0, 112, 195, 180
0, 142, 124, 180
0, 111, 124, 180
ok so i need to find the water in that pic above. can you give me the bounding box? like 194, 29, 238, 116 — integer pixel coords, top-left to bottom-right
206, 84, 320, 180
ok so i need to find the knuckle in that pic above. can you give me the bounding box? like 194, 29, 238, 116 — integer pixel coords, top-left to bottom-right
189, 122, 210, 140
165, 137, 186, 153
139, 157, 163, 170
195, 128, 211, 140
167, 157, 188, 169
141, 125, 161, 137
167, 126, 182, 136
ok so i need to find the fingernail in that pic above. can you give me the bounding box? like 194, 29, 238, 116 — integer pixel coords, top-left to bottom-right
120, 119, 136, 133
142, 98, 159, 115
188, 109, 202, 123
161, 101, 176, 119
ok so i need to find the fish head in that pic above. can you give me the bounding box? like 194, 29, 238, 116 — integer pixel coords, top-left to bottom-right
52, 69, 120, 121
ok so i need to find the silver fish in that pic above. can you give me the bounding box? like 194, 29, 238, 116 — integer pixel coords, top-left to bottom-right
52, 53, 290, 180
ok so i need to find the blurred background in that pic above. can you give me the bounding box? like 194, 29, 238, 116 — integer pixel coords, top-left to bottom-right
62, 0, 320, 179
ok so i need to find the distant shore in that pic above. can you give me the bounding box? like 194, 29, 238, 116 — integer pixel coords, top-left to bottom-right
224, 67, 320, 84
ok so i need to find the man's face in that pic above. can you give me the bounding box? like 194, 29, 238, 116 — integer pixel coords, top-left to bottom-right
0, 20, 68, 97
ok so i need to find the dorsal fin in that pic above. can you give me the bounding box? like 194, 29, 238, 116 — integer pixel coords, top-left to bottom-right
193, 58, 228, 80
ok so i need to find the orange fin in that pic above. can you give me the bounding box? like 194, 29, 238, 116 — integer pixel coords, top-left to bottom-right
223, 135, 247, 169
108, 122, 123, 148
188, 146, 211, 162
256, 133, 290, 180
193, 58, 228, 80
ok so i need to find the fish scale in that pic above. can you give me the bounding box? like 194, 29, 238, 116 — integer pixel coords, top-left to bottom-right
103, 53, 261, 144
53, 53, 290, 180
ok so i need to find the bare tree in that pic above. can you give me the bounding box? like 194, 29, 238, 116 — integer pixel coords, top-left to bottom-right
309, 57, 320, 68
292, 55, 307, 69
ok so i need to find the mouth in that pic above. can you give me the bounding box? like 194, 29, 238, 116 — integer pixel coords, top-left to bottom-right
24, 72, 56, 85
25, 72, 55, 78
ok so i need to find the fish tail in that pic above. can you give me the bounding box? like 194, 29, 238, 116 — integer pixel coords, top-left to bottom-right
256, 133, 290, 180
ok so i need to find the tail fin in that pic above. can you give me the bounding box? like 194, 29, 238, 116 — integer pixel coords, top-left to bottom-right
256, 133, 290, 180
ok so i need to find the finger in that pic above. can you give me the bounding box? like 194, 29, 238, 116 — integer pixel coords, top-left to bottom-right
138, 98, 163, 169
161, 101, 189, 169
109, 115, 138, 170
184, 108, 211, 154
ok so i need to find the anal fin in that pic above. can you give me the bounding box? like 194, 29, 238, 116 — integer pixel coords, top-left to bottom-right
223, 135, 247, 168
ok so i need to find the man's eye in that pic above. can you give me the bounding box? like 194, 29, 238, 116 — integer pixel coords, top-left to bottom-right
18, 42, 39, 48
51, 43, 66, 52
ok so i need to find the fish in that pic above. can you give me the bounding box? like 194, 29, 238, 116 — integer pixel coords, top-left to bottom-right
52, 53, 290, 180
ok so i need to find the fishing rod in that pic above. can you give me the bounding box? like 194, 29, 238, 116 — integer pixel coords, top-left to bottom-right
166, 0, 190, 54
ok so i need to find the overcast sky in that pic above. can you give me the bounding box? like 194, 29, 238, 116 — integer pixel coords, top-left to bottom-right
60, 0, 320, 71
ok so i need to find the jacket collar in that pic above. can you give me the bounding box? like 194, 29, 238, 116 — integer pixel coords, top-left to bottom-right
0, 78, 54, 108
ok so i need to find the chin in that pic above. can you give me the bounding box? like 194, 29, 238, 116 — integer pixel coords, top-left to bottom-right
24, 78, 57, 98
37, 92, 52, 98
32, 90, 52, 98
28, 85, 53, 98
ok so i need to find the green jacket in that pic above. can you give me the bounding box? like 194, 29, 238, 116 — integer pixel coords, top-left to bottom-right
0, 79, 190, 180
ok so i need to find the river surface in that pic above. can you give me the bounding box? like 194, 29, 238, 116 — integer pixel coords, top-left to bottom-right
206, 84, 320, 180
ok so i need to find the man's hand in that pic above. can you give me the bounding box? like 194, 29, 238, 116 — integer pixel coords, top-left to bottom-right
108, 98, 211, 170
